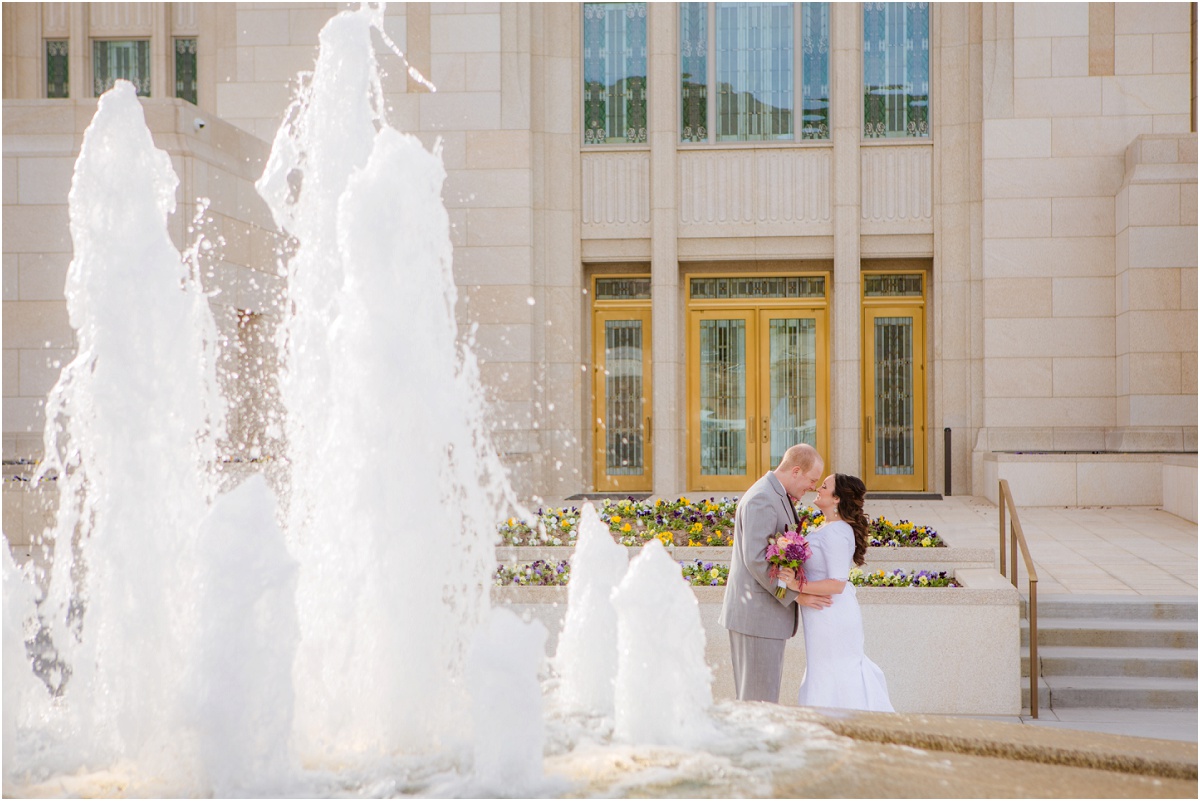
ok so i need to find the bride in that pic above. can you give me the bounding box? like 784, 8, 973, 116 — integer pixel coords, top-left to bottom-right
779, 473, 894, 712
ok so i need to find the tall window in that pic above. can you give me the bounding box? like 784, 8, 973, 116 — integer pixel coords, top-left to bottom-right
583, 3, 648, 145
716, 2, 793, 141
863, 2, 930, 138
680, 3, 830, 144
93, 40, 150, 97
175, 38, 197, 105
680, 4, 708, 142
46, 40, 69, 98
799, 3, 830, 139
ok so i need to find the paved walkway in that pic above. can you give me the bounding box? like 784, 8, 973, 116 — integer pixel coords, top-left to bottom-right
864, 495, 1197, 597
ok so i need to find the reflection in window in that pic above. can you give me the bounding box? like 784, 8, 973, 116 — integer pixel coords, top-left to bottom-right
583, 3, 648, 144
680, 3, 708, 143
863, 2, 930, 138
769, 318, 817, 464
680, 3, 829, 143
716, 2, 793, 141
93, 40, 151, 96
46, 41, 69, 98
800, 3, 830, 139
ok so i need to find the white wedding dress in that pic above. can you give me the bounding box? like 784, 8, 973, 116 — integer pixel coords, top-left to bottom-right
796, 520, 895, 712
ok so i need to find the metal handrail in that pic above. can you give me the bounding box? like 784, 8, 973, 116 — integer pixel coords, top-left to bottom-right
998, 479, 1039, 719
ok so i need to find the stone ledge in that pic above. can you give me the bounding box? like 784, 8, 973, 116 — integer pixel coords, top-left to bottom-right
819, 708, 1198, 781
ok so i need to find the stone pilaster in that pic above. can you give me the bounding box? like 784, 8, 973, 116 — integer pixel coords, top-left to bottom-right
830, 2, 862, 475
648, 2, 682, 495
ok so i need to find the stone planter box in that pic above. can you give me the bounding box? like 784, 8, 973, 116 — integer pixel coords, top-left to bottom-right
492, 567, 1021, 716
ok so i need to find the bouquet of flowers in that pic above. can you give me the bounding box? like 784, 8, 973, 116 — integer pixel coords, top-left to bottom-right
766, 529, 812, 599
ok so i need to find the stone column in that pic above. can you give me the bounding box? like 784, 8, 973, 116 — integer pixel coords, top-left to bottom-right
932, 2, 985, 496
973, 2, 1013, 495
648, 2, 682, 495
533, 2, 586, 499
830, 2, 862, 475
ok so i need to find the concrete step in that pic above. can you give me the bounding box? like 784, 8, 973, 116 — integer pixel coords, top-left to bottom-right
1021, 618, 1197, 649
1021, 675, 1198, 709
1020, 677, 1052, 711
1022, 645, 1198, 679
1022, 595, 1198, 622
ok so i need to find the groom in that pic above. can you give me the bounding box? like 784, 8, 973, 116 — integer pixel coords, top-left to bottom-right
719, 443, 831, 703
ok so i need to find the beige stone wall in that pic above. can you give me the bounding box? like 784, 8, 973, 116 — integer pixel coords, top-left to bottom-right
973, 1, 1196, 498
3, 2, 1196, 505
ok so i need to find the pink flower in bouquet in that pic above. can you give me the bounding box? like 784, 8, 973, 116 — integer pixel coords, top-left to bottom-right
766, 529, 811, 599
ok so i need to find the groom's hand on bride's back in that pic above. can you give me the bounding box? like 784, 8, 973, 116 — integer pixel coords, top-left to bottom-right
797, 593, 832, 609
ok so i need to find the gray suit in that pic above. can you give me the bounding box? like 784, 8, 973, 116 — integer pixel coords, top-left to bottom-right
718, 471, 801, 702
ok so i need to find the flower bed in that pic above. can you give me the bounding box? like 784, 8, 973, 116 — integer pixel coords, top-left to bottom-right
498, 497, 945, 548
849, 567, 959, 587
494, 560, 956, 589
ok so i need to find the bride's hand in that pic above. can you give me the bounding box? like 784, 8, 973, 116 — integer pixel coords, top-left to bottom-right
797, 593, 832, 609
778, 567, 797, 587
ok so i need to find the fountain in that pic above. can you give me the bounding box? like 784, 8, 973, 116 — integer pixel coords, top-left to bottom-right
5, 5, 1196, 799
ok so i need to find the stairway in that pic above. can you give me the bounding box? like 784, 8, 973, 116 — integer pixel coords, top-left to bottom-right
1020, 596, 1198, 711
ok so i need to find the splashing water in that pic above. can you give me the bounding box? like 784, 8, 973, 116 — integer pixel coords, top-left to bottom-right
554, 503, 629, 716
611, 540, 718, 747
256, 8, 517, 762
3, 6, 856, 797
467, 608, 550, 796
14, 78, 227, 785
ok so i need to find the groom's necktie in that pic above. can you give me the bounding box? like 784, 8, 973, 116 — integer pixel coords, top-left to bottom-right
786, 495, 800, 528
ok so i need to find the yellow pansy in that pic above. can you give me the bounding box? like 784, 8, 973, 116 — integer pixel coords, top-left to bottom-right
611, 514, 622, 524
622, 523, 632, 532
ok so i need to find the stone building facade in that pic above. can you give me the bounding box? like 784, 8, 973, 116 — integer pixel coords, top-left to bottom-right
3, 3, 1196, 529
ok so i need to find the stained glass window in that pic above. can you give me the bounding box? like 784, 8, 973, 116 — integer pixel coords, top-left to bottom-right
690, 276, 826, 300
873, 316, 916, 475
93, 40, 151, 97
863, 2, 930, 138
583, 3, 648, 145
768, 317, 817, 463
46, 40, 69, 98
175, 38, 197, 105
680, 3, 828, 144
680, 3, 708, 143
699, 319, 747, 476
864, 273, 923, 297
605, 320, 646, 475
800, 3, 830, 140
716, 2, 793, 142
596, 277, 652, 300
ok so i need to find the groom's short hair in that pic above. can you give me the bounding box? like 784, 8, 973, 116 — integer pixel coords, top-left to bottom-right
778, 443, 821, 472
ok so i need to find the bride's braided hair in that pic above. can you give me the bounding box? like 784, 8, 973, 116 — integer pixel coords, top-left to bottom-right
834, 473, 870, 567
